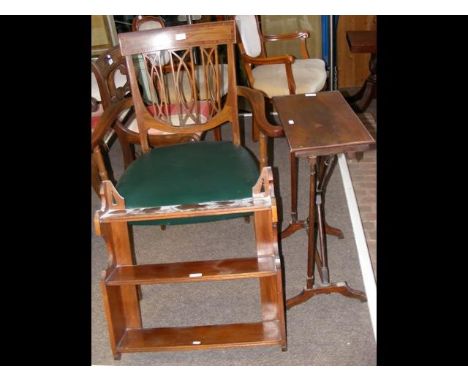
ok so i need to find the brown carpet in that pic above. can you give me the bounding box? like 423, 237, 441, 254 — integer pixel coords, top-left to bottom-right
91, 116, 376, 365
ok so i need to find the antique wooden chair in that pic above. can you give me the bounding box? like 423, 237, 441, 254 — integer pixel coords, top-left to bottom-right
91, 44, 201, 178
93, 20, 286, 359
131, 15, 228, 140
234, 15, 327, 140
91, 46, 129, 194
131, 15, 165, 31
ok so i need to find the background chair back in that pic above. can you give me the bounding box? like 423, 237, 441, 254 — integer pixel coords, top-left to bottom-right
235, 15, 263, 58
131, 15, 165, 31
91, 45, 130, 110
119, 20, 240, 153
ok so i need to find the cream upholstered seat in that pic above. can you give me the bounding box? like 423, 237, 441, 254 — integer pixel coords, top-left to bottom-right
251, 58, 326, 98
235, 15, 327, 98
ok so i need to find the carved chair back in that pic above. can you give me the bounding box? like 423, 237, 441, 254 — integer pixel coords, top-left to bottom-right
91, 45, 130, 111
119, 20, 240, 153
234, 15, 266, 59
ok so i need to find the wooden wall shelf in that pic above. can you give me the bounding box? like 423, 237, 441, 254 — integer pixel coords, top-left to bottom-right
117, 321, 283, 353
106, 257, 276, 286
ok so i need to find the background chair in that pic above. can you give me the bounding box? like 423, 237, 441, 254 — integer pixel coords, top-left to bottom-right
235, 15, 327, 97
131, 15, 165, 31
91, 44, 201, 180
234, 15, 327, 140
91, 45, 130, 194
94, 20, 286, 359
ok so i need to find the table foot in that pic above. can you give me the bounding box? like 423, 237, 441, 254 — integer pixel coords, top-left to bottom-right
325, 223, 344, 239
286, 281, 367, 309
282, 221, 343, 239
348, 78, 376, 113
343, 86, 367, 104
113, 352, 122, 360
281, 221, 305, 239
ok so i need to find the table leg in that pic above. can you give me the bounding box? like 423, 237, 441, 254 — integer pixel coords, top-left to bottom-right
345, 53, 377, 113
317, 156, 344, 240
281, 153, 343, 239
281, 151, 305, 238
286, 155, 367, 310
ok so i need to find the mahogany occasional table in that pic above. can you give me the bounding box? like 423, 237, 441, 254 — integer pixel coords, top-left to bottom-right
273, 91, 375, 309
344, 30, 377, 113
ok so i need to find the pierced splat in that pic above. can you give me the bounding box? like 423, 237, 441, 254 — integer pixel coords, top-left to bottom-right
92, 46, 130, 110
141, 45, 223, 129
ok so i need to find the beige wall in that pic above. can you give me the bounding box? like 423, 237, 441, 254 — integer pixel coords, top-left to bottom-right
260, 16, 322, 59
92, 15, 117, 56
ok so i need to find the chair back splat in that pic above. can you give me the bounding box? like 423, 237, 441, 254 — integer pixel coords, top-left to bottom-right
94, 20, 287, 359
120, 21, 239, 153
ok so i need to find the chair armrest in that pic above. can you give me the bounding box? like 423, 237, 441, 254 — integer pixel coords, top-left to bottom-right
91, 97, 133, 150
263, 31, 310, 42
241, 54, 297, 95
242, 54, 295, 66
262, 31, 310, 59
237, 86, 284, 138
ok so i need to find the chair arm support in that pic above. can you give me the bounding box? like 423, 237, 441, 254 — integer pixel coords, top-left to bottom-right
91, 97, 134, 150
241, 54, 297, 94
242, 54, 295, 66
263, 31, 310, 42
262, 31, 310, 59
237, 86, 284, 138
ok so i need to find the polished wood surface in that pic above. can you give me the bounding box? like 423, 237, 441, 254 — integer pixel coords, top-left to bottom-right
94, 21, 287, 359
274, 91, 374, 157
106, 257, 277, 285
118, 321, 283, 353
273, 91, 374, 309
346, 31, 377, 53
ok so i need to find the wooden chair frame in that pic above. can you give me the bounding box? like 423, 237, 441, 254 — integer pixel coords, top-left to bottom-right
91, 44, 202, 175
236, 15, 311, 96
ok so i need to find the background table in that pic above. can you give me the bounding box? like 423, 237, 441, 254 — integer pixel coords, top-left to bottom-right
344, 31, 377, 112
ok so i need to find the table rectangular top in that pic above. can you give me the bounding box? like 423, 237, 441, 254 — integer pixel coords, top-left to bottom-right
273, 91, 375, 157
346, 30, 377, 53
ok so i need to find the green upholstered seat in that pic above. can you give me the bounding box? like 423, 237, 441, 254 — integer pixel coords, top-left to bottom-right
116, 141, 259, 225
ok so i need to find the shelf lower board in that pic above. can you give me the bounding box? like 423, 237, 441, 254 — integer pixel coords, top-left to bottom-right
117, 320, 282, 353
106, 256, 276, 285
